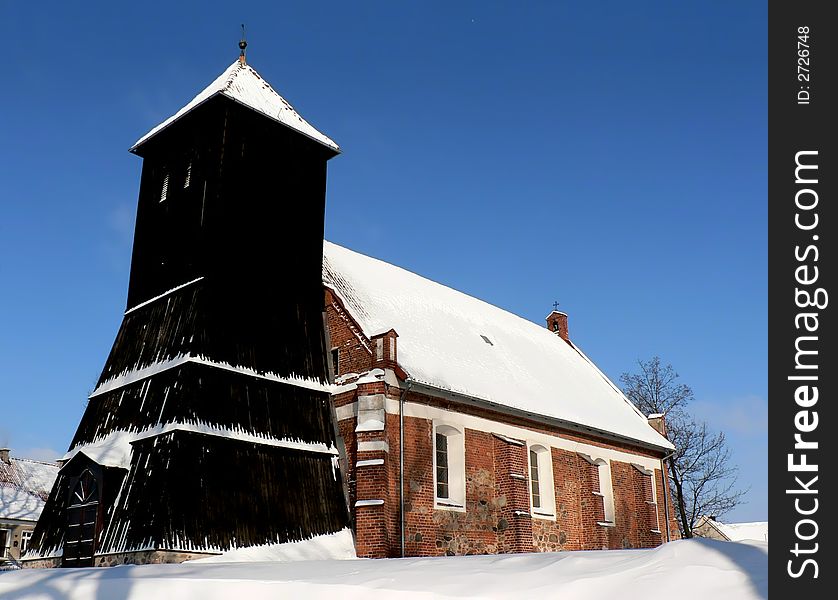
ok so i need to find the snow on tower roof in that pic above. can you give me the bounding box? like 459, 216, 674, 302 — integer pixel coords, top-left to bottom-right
323, 242, 674, 451
132, 60, 339, 153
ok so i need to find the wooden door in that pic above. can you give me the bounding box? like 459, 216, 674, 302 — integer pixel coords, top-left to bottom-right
62, 470, 99, 567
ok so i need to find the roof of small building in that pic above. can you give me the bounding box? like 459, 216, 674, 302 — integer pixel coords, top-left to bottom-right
715, 521, 768, 542
132, 60, 339, 153
0, 456, 59, 521
322, 242, 674, 451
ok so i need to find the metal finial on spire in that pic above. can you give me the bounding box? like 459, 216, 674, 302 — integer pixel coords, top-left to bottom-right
239, 24, 248, 65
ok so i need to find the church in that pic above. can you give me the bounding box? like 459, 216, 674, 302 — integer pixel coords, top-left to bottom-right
25, 48, 677, 567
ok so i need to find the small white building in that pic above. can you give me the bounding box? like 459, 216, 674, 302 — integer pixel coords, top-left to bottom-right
693, 516, 768, 543
0, 449, 59, 565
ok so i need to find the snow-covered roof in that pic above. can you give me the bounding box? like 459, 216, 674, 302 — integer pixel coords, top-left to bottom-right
322, 242, 674, 451
0, 457, 59, 521
132, 60, 339, 153
716, 521, 768, 542
0, 485, 47, 521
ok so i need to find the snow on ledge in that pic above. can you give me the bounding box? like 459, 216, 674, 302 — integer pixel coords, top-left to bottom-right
355, 369, 385, 385
354, 499, 384, 507
90, 354, 333, 398
65, 424, 337, 469
124, 277, 204, 315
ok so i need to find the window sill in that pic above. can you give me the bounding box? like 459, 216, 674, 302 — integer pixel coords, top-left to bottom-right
434, 500, 466, 512
650, 529, 662, 534
531, 510, 557, 521
597, 521, 615, 528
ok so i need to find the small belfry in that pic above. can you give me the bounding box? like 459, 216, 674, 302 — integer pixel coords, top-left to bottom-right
27, 44, 349, 567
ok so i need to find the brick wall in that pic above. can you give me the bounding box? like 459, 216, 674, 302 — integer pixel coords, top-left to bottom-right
325, 290, 677, 558
325, 289, 374, 377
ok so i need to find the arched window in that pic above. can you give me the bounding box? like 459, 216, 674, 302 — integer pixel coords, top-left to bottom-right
71, 470, 98, 506
528, 444, 556, 518
434, 423, 465, 509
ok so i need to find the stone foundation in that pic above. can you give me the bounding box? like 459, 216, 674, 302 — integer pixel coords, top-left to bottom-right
95, 550, 218, 566
20, 557, 62, 569
21, 550, 218, 569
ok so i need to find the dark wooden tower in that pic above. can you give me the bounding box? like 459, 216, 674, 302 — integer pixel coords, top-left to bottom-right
29, 56, 349, 566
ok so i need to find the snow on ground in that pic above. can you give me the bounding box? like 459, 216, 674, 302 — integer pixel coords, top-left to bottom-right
192, 528, 356, 563
0, 539, 767, 600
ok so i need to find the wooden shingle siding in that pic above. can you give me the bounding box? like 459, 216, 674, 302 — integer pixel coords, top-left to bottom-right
100, 431, 348, 554
73, 363, 335, 448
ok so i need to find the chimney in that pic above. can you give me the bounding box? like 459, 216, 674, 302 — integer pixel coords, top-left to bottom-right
545, 311, 570, 342
647, 413, 667, 437
0, 448, 10, 464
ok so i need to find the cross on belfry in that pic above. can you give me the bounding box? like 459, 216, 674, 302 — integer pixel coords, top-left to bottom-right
552, 301, 560, 311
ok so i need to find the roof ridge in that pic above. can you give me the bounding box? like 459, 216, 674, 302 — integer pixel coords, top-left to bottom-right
219, 61, 244, 94
238, 64, 299, 119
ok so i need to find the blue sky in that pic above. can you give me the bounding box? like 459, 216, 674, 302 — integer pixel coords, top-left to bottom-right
0, 2, 766, 521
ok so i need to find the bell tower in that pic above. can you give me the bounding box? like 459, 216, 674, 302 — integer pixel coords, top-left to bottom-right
29, 54, 350, 566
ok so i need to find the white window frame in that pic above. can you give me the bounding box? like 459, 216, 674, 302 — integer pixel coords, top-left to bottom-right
0, 528, 9, 558
433, 422, 465, 511
595, 459, 616, 526
20, 529, 33, 555
527, 443, 556, 520
648, 471, 661, 532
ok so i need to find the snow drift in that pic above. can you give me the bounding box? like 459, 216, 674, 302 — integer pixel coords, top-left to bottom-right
0, 538, 767, 599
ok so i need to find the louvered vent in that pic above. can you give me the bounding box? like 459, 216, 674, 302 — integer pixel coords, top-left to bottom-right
160, 172, 169, 202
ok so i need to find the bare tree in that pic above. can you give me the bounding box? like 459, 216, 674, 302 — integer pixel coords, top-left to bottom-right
620, 356, 693, 418
620, 357, 747, 538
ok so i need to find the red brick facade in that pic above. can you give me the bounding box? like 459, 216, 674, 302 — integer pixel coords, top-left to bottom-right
326, 290, 680, 558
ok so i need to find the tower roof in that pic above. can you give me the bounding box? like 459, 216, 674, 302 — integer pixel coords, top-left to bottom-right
131, 60, 339, 153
